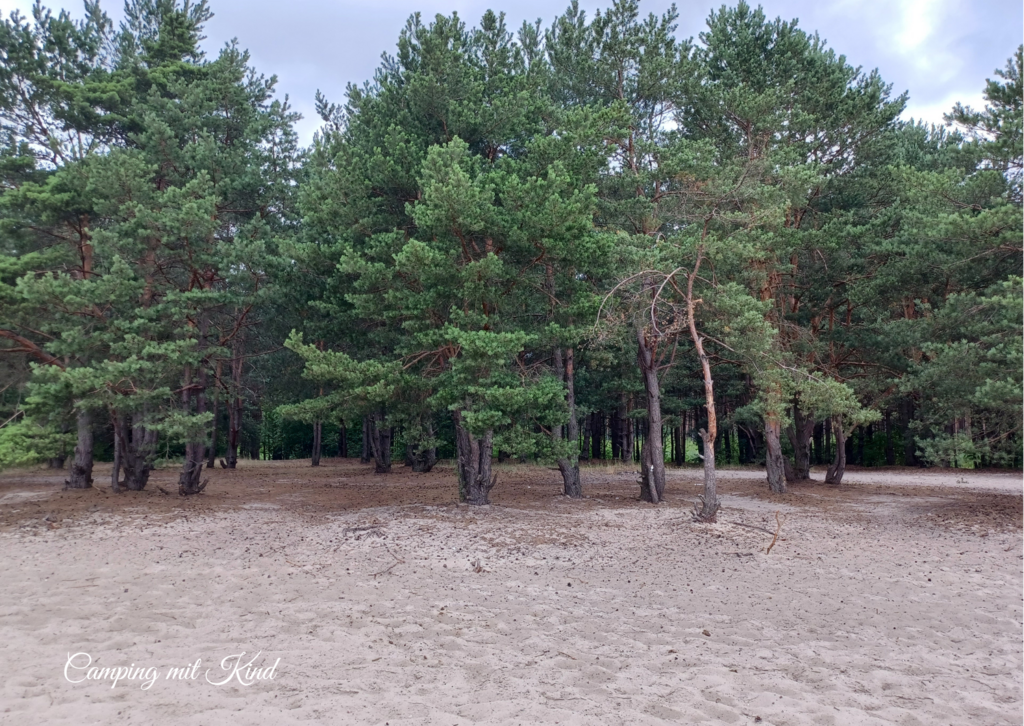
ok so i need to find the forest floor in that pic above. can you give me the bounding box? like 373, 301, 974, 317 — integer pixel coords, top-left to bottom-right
0, 459, 1021, 725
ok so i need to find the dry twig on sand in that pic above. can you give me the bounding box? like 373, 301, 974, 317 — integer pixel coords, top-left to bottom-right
726, 520, 776, 536
766, 511, 785, 555
372, 541, 405, 578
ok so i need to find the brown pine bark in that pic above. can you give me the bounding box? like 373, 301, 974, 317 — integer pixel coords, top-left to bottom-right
225, 352, 242, 469
553, 347, 582, 498
178, 360, 209, 496
884, 411, 895, 465
311, 420, 322, 467
826, 417, 847, 485
111, 416, 122, 493
580, 412, 591, 462
115, 412, 159, 491
65, 409, 94, 489
207, 359, 222, 468
785, 399, 815, 481
765, 412, 787, 494
686, 261, 720, 522
454, 412, 495, 505
360, 416, 372, 463
636, 328, 666, 504
369, 408, 392, 474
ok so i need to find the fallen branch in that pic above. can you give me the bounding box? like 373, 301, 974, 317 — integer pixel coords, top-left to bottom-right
726, 520, 775, 535
766, 511, 786, 555
372, 541, 405, 578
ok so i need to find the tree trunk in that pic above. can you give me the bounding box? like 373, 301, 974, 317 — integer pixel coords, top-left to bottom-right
115, 412, 159, 491
636, 330, 667, 504
178, 362, 209, 496
688, 325, 720, 522
65, 408, 94, 489
553, 347, 582, 498
248, 401, 262, 460
338, 422, 348, 458
764, 413, 787, 494
454, 412, 495, 505
311, 420, 322, 467
207, 359, 222, 468
675, 415, 686, 466
625, 396, 635, 463
226, 394, 241, 469
206, 394, 219, 469
369, 408, 392, 474
812, 421, 824, 465
224, 350, 242, 469
784, 399, 815, 481
591, 411, 605, 460
826, 417, 847, 485
411, 445, 437, 473
610, 407, 621, 460
900, 400, 918, 466
408, 419, 437, 473
884, 411, 895, 465
580, 412, 591, 462
360, 416, 372, 463
111, 416, 122, 493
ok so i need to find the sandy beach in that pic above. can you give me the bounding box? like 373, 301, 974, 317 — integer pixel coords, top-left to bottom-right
0, 460, 1020, 725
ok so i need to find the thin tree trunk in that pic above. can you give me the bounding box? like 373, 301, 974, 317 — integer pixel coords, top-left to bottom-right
360, 416, 372, 463
311, 420, 322, 467
765, 412, 787, 494
65, 408, 94, 489
636, 328, 666, 504
339, 422, 347, 458
207, 359, 222, 468
900, 400, 918, 466
826, 417, 847, 484
206, 393, 219, 469
111, 414, 122, 493
225, 351, 242, 469
554, 347, 582, 498
610, 406, 621, 460
580, 412, 592, 462
625, 395, 634, 463
207, 393, 219, 466
47, 421, 68, 467
685, 271, 720, 521
884, 411, 895, 465
248, 401, 262, 460
369, 408, 392, 474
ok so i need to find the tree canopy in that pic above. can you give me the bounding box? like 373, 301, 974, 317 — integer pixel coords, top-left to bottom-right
2, 0, 1020, 510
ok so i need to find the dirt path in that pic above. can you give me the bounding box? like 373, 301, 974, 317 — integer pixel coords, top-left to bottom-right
0, 460, 1020, 725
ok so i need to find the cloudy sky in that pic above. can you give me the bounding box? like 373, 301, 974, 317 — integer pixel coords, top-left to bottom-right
2, 0, 1021, 144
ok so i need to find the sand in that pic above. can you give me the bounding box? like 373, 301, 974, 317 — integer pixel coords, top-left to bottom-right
0, 460, 1020, 725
